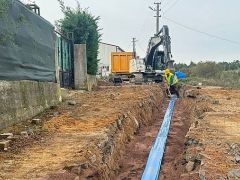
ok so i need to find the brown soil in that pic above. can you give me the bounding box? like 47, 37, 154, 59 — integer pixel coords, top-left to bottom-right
115, 98, 196, 180
183, 87, 240, 179
0, 86, 239, 180
0, 85, 163, 180
114, 87, 240, 180
159, 99, 197, 180
115, 98, 168, 179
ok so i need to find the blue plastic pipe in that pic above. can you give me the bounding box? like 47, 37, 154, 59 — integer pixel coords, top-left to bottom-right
141, 95, 177, 180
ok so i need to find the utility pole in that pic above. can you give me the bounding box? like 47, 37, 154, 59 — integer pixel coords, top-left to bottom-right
132, 37, 137, 59
149, 2, 162, 35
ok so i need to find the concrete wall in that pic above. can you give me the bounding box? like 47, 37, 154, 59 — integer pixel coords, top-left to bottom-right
87, 75, 97, 91
98, 43, 124, 76
0, 81, 61, 130
74, 44, 87, 90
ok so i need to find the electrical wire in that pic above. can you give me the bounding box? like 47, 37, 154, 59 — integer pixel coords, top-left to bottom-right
163, 16, 240, 46
163, 0, 182, 14
137, 42, 146, 56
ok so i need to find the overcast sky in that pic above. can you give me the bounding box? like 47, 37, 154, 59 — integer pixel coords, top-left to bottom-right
24, 0, 240, 64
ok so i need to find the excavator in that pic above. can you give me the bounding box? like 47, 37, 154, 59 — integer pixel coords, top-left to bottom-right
142, 25, 174, 83
111, 25, 174, 84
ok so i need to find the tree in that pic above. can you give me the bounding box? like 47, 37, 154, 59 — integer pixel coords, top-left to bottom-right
57, 0, 101, 75
0, 0, 9, 18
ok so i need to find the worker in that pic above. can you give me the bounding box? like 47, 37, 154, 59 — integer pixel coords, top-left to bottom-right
164, 68, 179, 97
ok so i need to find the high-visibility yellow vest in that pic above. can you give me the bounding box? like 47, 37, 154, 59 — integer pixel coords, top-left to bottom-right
166, 73, 178, 86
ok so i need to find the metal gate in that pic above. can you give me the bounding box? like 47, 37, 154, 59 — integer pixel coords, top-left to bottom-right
56, 32, 74, 88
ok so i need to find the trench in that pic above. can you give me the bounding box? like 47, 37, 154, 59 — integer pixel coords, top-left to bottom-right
25, 86, 202, 180
63, 89, 198, 180
44, 86, 167, 180
113, 98, 195, 180
82, 91, 197, 179
0, 86, 233, 179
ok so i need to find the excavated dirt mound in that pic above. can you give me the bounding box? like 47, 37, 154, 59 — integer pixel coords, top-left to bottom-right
182, 87, 240, 179
0, 85, 164, 180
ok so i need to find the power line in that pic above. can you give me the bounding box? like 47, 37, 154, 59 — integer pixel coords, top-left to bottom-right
163, 0, 181, 14
163, 16, 240, 46
137, 42, 146, 52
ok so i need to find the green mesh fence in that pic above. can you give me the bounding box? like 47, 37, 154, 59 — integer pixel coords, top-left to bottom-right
0, 0, 56, 82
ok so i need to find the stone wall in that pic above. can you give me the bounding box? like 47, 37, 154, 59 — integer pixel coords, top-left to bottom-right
0, 80, 61, 130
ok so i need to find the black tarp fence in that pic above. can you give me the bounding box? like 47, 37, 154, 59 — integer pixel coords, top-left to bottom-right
0, 0, 56, 82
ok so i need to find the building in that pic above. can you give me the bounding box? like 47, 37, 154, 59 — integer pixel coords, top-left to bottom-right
98, 42, 124, 77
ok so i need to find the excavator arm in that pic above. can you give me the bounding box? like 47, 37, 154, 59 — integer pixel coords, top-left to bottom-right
145, 25, 173, 71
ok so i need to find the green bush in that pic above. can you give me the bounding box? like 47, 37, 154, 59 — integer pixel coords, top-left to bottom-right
57, 0, 101, 75
0, 0, 9, 18
174, 60, 240, 88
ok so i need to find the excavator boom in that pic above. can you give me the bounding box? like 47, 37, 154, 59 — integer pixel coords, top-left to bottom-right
145, 25, 173, 71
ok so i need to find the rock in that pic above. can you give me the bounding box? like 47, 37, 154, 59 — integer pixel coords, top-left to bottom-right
50, 105, 57, 109
28, 128, 34, 135
4, 160, 14, 165
186, 161, 195, 172
32, 118, 42, 125
185, 138, 199, 146
133, 117, 139, 128
81, 163, 89, 169
68, 100, 77, 106
235, 154, 240, 163
112, 122, 118, 129
71, 166, 82, 175
212, 100, 219, 105
227, 97, 231, 100
185, 89, 200, 98
53, 112, 59, 116
6, 135, 18, 141
86, 151, 97, 164
110, 93, 116, 100
228, 169, 240, 178
0, 133, 13, 140
199, 170, 206, 180
0, 140, 10, 151
21, 131, 28, 137
117, 118, 122, 128
88, 154, 97, 164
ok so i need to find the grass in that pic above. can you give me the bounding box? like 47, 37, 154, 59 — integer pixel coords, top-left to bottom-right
182, 75, 240, 89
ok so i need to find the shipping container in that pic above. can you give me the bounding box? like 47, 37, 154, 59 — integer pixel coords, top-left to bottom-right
111, 52, 133, 74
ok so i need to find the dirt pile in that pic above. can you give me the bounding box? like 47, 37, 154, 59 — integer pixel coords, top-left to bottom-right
182, 87, 240, 179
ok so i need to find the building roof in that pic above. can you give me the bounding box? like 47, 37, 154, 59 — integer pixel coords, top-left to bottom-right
99, 42, 125, 52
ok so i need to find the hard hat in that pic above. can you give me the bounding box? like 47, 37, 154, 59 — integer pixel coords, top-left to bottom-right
164, 69, 170, 75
